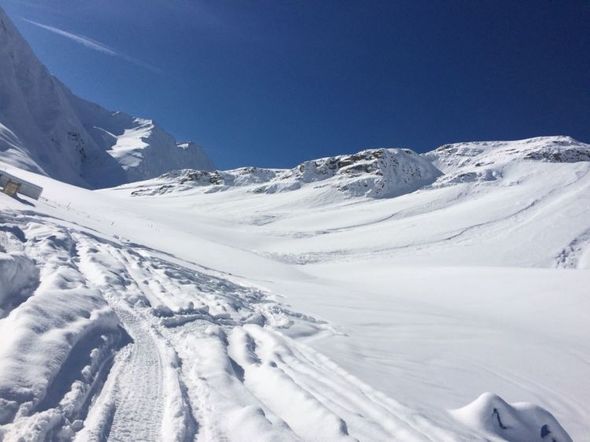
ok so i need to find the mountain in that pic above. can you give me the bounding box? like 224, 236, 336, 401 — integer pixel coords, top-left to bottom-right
0, 6, 213, 188
127, 147, 442, 200
424, 135, 590, 185
125, 135, 590, 203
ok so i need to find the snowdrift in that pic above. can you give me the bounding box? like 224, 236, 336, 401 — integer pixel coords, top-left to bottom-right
451, 392, 572, 442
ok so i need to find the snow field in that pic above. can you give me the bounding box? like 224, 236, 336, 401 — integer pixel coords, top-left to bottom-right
1, 135, 589, 440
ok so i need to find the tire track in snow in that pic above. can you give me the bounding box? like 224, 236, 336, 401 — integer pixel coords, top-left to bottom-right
70, 228, 470, 441
105, 307, 164, 441
73, 236, 174, 442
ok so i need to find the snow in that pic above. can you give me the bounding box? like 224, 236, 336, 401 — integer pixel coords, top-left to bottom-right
130, 147, 441, 200
0, 134, 588, 441
0, 217, 122, 440
279, 265, 589, 437
0, 225, 39, 318
0, 6, 213, 189
450, 392, 572, 442
425, 135, 590, 186
1, 6, 589, 438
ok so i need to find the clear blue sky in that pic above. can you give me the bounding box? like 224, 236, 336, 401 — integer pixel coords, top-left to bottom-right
1, 0, 589, 169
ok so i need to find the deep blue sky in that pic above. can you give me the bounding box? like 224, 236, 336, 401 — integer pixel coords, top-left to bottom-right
1, 0, 589, 169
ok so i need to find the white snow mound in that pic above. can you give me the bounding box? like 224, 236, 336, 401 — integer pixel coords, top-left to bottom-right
451, 392, 572, 442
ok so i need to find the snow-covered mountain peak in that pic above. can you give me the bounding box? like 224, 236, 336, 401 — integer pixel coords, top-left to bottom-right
425, 136, 590, 185
0, 6, 213, 188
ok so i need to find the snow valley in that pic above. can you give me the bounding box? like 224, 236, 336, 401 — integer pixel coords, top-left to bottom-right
1, 4, 589, 442
2, 133, 589, 441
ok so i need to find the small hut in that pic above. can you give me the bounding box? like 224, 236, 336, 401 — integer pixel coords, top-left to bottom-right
0, 170, 43, 200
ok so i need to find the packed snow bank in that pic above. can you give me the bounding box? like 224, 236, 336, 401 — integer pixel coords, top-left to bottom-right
451, 392, 572, 442
130, 147, 442, 199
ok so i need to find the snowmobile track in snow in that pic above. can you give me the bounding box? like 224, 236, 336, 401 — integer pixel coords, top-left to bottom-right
74, 236, 170, 442
102, 308, 164, 442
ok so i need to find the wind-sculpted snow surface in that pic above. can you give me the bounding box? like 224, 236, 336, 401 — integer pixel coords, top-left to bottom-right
70, 231, 472, 441
0, 246, 38, 318
130, 147, 442, 199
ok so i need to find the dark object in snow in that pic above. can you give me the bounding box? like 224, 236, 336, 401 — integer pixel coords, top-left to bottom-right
492, 407, 508, 430
0, 170, 43, 199
540, 424, 554, 439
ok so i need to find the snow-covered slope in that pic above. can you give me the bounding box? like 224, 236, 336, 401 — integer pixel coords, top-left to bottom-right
0, 175, 476, 441
0, 134, 588, 440
130, 147, 442, 201
425, 136, 590, 185
0, 6, 213, 188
